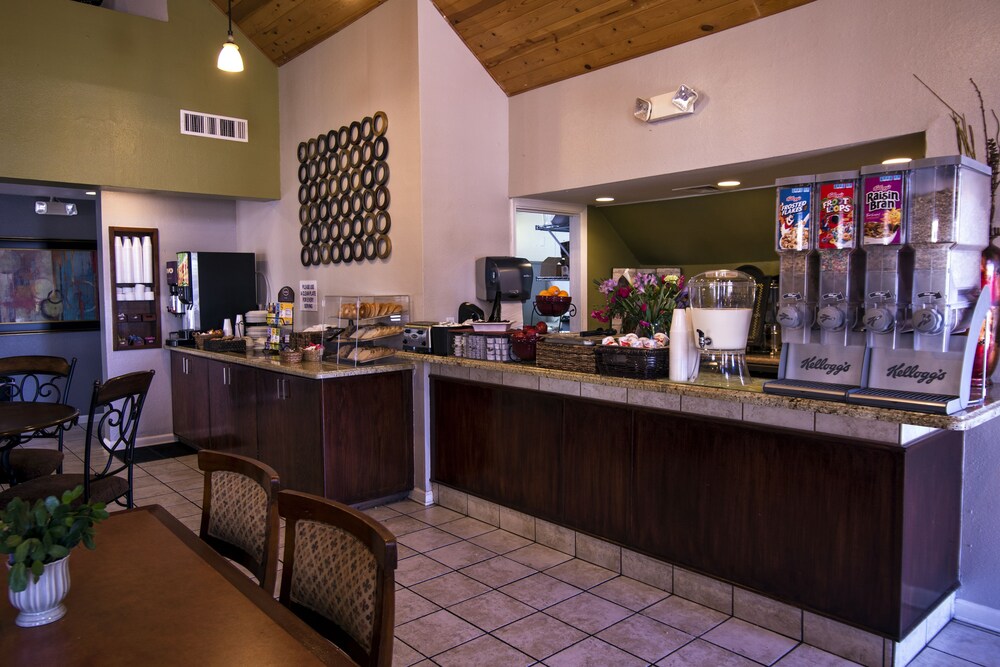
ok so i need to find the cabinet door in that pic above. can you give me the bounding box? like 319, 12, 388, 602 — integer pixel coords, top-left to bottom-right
256, 370, 324, 495
207, 360, 258, 458
431, 377, 499, 499
170, 353, 210, 449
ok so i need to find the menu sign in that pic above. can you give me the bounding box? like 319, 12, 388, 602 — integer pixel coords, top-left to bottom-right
862, 174, 905, 246
818, 181, 857, 250
776, 186, 812, 252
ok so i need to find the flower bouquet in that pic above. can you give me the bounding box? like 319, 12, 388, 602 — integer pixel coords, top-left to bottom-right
591, 272, 685, 337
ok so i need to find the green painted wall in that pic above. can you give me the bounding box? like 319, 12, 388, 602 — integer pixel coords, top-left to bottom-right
0, 0, 279, 199
586, 206, 639, 328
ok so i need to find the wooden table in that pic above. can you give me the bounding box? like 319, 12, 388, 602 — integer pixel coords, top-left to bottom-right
0, 506, 354, 666
0, 402, 78, 483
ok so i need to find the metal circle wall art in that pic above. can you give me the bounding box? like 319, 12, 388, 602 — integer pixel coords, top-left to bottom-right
296, 111, 392, 266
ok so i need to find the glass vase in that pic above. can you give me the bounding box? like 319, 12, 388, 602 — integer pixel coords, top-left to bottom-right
972, 240, 1000, 387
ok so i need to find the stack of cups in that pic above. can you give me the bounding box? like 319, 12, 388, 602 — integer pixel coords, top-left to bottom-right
122, 286, 135, 301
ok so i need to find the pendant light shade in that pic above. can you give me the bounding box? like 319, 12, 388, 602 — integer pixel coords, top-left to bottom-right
217, 0, 244, 73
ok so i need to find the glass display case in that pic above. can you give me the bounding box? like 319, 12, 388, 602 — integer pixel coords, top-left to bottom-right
322, 295, 409, 364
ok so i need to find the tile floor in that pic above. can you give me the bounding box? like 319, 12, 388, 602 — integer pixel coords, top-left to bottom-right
13, 427, 1000, 667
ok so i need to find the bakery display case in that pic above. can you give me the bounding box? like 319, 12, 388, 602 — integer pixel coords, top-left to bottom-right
322, 295, 409, 364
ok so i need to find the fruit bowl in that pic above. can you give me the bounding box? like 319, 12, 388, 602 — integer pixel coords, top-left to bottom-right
535, 295, 572, 316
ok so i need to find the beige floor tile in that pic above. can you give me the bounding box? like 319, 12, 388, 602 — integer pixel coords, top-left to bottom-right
656, 638, 761, 666
163, 500, 202, 520
546, 636, 647, 666
598, 613, 694, 663
392, 638, 426, 667
643, 595, 729, 637
408, 505, 463, 526
410, 571, 490, 608
505, 542, 573, 571
137, 492, 194, 510
460, 556, 535, 588
702, 617, 798, 665
364, 506, 401, 522
395, 589, 441, 626
395, 554, 453, 587
148, 467, 203, 485
591, 575, 671, 612
545, 591, 633, 634
433, 633, 533, 667
545, 558, 617, 590
499, 573, 582, 610
468, 529, 532, 554
775, 643, 864, 666
438, 516, 495, 540
424, 540, 496, 570
448, 590, 534, 632
928, 622, 1000, 666
386, 499, 428, 515
492, 612, 586, 661
383, 515, 431, 537
394, 610, 483, 657
133, 482, 173, 500
397, 527, 462, 553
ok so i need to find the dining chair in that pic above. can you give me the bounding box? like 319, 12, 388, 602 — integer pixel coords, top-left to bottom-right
277, 490, 397, 667
0, 355, 77, 483
0, 370, 154, 509
197, 450, 280, 594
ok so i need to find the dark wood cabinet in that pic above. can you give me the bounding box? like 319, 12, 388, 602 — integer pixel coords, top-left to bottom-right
430, 375, 963, 640
170, 352, 210, 449
255, 370, 325, 496
207, 359, 258, 459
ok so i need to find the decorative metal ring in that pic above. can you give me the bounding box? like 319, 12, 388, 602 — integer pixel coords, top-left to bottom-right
362, 189, 375, 212
352, 215, 364, 238
349, 120, 362, 145
306, 138, 317, 159
338, 149, 350, 172
351, 192, 363, 215
316, 133, 328, 156
373, 135, 389, 161
310, 244, 322, 266
329, 219, 342, 242
341, 239, 354, 263
361, 116, 374, 141
338, 126, 350, 148
374, 161, 389, 186
307, 160, 318, 181
308, 181, 319, 202
363, 213, 377, 236
339, 172, 351, 195
373, 111, 388, 137
308, 202, 320, 223
364, 235, 378, 260
374, 185, 390, 210
350, 169, 362, 192
298, 163, 309, 185
353, 238, 365, 261
309, 222, 321, 244
300, 246, 311, 267
349, 145, 362, 169
299, 225, 310, 246
319, 221, 331, 243
327, 153, 339, 174
299, 204, 310, 226
320, 243, 332, 264
297, 142, 309, 163
329, 174, 341, 198
327, 128, 339, 152
316, 157, 328, 179
361, 141, 374, 165
375, 210, 391, 234
338, 196, 351, 218
361, 164, 375, 189
298, 184, 310, 205
317, 179, 329, 201
340, 218, 352, 240
330, 241, 342, 264
376, 234, 392, 259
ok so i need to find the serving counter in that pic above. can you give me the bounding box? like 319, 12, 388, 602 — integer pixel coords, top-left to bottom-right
168, 347, 414, 506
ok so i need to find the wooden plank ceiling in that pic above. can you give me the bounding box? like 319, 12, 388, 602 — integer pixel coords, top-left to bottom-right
215, 0, 815, 96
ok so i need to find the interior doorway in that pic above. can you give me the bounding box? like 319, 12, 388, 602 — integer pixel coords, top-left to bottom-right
512, 199, 586, 332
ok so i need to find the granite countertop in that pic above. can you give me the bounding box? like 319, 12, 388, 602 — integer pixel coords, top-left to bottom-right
167, 345, 415, 380
395, 351, 1000, 431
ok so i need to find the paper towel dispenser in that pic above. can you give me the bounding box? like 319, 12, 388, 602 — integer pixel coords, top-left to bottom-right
476, 257, 533, 302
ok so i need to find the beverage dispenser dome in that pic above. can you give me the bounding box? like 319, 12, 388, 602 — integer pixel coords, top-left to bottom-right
688, 270, 757, 384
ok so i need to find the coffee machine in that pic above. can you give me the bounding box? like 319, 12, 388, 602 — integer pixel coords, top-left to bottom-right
172, 251, 258, 334
848, 157, 992, 413
764, 172, 869, 400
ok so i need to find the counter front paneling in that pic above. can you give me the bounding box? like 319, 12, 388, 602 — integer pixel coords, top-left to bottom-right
168, 347, 414, 505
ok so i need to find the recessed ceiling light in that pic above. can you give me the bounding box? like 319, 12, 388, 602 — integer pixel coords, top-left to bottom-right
882, 157, 912, 165
595, 196, 615, 202
84, 191, 97, 196
717, 180, 741, 187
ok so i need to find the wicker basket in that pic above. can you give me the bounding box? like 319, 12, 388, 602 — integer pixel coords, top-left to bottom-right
279, 349, 303, 364
194, 332, 223, 350
302, 348, 323, 362
535, 339, 598, 374
203, 337, 247, 353
291, 331, 325, 349
595, 346, 669, 379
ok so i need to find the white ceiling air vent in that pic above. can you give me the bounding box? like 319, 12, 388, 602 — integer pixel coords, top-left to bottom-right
180, 110, 248, 143
671, 184, 721, 195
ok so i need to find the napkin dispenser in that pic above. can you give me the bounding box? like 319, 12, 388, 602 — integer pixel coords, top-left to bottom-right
476, 257, 533, 302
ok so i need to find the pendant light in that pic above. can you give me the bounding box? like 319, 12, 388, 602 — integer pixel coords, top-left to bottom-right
217, 0, 244, 73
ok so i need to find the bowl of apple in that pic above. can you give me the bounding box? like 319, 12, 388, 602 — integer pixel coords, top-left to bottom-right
510, 325, 542, 361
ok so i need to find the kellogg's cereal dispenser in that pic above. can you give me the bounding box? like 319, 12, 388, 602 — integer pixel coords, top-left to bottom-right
907, 155, 991, 352
774, 175, 819, 346
815, 171, 867, 348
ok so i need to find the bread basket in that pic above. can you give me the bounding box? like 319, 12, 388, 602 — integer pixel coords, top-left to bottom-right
302, 348, 323, 362
279, 349, 303, 364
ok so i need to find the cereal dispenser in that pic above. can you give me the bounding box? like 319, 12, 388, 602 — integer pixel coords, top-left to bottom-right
815, 171, 866, 348
773, 175, 819, 345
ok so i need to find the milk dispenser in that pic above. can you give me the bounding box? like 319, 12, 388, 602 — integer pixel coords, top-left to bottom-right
688, 270, 756, 385
764, 173, 867, 400
848, 157, 992, 414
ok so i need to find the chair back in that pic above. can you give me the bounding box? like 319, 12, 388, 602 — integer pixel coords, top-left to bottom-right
83, 370, 155, 507
198, 450, 280, 593
0, 356, 76, 404
277, 490, 397, 667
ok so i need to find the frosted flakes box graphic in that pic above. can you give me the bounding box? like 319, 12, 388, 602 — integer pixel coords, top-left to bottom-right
776, 186, 812, 252
862, 174, 904, 246
818, 181, 856, 250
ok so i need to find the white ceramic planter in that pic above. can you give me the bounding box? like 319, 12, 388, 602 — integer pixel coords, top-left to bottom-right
7, 554, 71, 627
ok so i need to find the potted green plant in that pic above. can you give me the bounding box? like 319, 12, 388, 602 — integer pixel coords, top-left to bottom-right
1, 485, 108, 627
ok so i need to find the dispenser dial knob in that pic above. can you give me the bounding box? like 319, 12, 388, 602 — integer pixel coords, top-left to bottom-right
776, 304, 803, 329
817, 305, 845, 331
863, 307, 894, 333
913, 307, 944, 334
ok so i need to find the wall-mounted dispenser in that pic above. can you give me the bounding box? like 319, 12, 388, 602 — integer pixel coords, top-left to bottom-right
476, 257, 533, 302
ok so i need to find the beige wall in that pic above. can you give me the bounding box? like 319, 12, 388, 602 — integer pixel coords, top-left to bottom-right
0, 0, 279, 199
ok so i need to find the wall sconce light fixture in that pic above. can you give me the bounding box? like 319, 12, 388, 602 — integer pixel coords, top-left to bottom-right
634, 84, 700, 123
